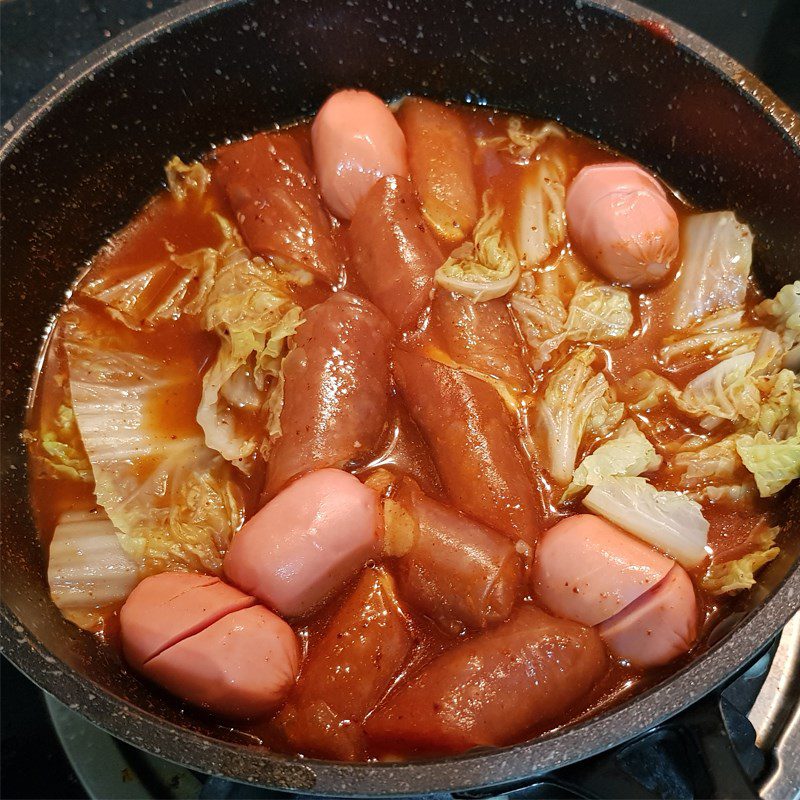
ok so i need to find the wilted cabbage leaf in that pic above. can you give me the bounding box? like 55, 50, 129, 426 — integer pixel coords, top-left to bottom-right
512, 274, 632, 369
165, 155, 210, 201
679, 330, 784, 428
703, 522, 780, 594
672, 435, 758, 504
583, 476, 709, 567
36, 403, 92, 482
674, 436, 743, 487
515, 156, 567, 267
695, 483, 758, 504
736, 427, 800, 497
565, 282, 633, 342
535, 346, 623, 484
435, 193, 520, 301
65, 319, 244, 575
562, 419, 661, 502
756, 281, 800, 369
81, 246, 221, 330
753, 369, 800, 437
48, 509, 139, 631
670, 211, 753, 329
622, 370, 681, 412
511, 275, 568, 370
197, 245, 303, 470
659, 306, 764, 366
478, 117, 566, 164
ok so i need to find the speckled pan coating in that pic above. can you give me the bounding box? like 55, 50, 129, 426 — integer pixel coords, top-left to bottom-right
1, 0, 799, 795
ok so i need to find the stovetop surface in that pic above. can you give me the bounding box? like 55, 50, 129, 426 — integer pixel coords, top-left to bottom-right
2, 1, 799, 798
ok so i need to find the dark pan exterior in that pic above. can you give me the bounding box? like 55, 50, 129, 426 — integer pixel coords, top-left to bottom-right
1, 0, 799, 795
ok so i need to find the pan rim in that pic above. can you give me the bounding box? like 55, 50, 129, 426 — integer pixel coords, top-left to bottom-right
2, 0, 800, 794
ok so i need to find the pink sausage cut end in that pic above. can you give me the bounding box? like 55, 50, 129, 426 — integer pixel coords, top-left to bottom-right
566, 162, 679, 288
311, 89, 408, 220
224, 468, 380, 617
120, 572, 256, 672
598, 563, 698, 668
143, 605, 300, 719
532, 514, 674, 627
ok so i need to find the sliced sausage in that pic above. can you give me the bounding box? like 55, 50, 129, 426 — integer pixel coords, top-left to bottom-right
311, 89, 408, 220
273, 568, 413, 760
365, 605, 607, 754
347, 176, 442, 331
264, 292, 392, 497
390, 478, 522, 633
566, 162, 679, 288
397, 97, 479, 242
120, 572, 255, 671
143, 605, 299, 719
431, 290, 531, 388
225, 469, 380, 617
393, 348, 541, 545
532, 514, 674, 627
214, 132, 342, 284
598, 564, 698, 667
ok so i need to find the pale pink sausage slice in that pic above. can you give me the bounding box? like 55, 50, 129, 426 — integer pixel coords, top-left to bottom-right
311, 89, 408, 220
225, 469, 380, 617
347, 175, 442, 331
598, 564, 698, 668
120, 573, 255, 671
532, 514, 674, 627
142, 605, 299, 719
566, 162, 679, 288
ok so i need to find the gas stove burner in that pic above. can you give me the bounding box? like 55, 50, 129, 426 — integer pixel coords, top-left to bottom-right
45, 615, 800, 800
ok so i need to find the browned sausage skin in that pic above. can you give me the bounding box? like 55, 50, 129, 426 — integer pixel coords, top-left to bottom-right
397, 97, 480, 243
431, 290, 531, 388
347, 176, 442, 331
273, 568, 413, 760
214, 132, 342, 284
389, 478, 523, 634
264, 292, 393, 497
392, 348, 541, 545
365, 605, 608, 754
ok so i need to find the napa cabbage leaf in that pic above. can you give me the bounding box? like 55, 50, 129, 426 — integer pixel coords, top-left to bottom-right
512, 275, 633, 369
670, 211, 753, 329
81, 247, 221, 330
196, 245, 303, 469
562, 419, 661, 502
478, 117, 566, 164
36, 403, 92, 482
702, 522, 780, 594
65, 318, 244, 575
535, 346, 624, 484
48, 509, 139, 631
165, 155, 210, 201
756, 281, 800, 369
515, 155, 567, 267
583, 476, 709, 567
435, 193, 520, 301
735, 427, 800, 497
659, 306, 764, 366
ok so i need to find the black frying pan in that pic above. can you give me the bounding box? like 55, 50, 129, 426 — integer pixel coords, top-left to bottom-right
2, 0, 799, 796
